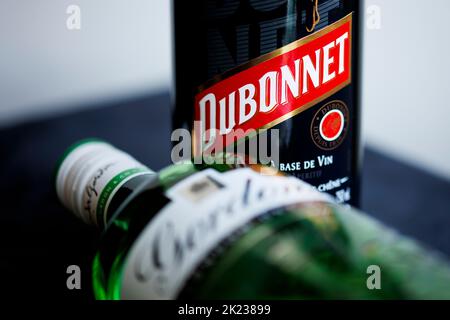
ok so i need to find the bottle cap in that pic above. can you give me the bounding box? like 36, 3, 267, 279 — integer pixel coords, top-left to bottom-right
55, 140, 153, 226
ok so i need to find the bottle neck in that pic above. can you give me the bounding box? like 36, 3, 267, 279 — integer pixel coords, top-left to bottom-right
55, 140, 154, 228
100, 172, 155, 228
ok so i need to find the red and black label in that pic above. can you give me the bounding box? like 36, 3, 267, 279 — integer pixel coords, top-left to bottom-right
173, 0, 361, 206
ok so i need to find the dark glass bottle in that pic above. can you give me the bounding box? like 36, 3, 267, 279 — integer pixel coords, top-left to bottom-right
173, 0, 362, 206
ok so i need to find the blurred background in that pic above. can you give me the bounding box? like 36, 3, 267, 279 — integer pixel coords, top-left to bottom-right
0, 0, 449, 300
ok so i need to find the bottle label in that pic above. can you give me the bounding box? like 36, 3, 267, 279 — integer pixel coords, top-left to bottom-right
120, 168, 332, 299
82, 154, 151, 226
56, 141, 154, 227
193, 13, 352, 156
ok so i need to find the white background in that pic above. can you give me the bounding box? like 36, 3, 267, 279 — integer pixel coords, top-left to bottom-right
0, 0, 449, 180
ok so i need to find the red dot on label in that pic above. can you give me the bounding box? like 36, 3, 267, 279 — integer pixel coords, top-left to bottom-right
321, 111, 343, 140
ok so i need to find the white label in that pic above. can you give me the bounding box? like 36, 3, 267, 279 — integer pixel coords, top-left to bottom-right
120, 168, 332, 299
81, 153, 150, 226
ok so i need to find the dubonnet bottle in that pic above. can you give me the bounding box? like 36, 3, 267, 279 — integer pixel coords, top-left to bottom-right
173, 0, 362, 206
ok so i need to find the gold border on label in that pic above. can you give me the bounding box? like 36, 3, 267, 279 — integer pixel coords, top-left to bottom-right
197, 13, 353, 93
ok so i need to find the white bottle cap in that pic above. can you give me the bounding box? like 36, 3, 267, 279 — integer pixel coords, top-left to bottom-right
55, 140, 154, 226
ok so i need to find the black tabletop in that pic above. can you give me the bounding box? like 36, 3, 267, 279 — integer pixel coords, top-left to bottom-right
1, 91, 449, 300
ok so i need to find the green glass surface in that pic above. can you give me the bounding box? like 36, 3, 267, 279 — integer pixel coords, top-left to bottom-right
91, 162, 450, 300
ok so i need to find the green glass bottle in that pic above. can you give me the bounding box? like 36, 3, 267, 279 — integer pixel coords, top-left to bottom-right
56, 140, 450, 299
